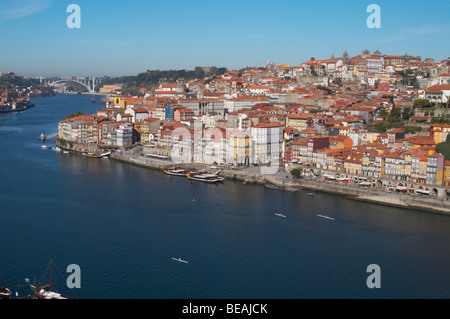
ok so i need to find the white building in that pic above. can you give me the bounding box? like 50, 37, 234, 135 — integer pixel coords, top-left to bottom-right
116, 123, 133, 147
250, 122, 283, 166
124, 107, 149, 123
366, 57, 384, 74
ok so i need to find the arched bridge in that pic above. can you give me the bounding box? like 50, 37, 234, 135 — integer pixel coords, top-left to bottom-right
43, 77, 102, 93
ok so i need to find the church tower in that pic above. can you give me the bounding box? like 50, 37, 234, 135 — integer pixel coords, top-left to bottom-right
342, 50, 349, 62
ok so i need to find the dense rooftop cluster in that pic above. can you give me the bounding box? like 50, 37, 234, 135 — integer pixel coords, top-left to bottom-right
58, 50, 450, 187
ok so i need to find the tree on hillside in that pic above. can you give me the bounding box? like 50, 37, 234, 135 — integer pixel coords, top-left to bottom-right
402, 107, 413, 120
388, 104, 401, 123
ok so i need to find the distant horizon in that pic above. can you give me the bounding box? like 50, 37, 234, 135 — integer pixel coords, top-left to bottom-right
1, 0, 449, 78
11, 50, 449, 79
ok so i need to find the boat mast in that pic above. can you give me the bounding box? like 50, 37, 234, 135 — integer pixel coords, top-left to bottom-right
49, 260, 53, 291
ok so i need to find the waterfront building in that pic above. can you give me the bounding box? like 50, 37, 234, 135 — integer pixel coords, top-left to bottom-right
116, 123, 133, 147
139, 118, 160, 144
250, 122, 284, 166
362, 151, 385, 178
443, 160, 450, 186
411, 155, 428, 184
426, 153, 445, 185
79, 121, 98, 144
57, 115, 95, 141
384, 153, 409, 182
291, 140, 309, 164
344, 154, 363, 175
225, 129, 251, 166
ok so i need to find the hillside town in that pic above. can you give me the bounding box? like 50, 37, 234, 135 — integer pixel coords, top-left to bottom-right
0, 72, 55, 113
57, 50, 450, 195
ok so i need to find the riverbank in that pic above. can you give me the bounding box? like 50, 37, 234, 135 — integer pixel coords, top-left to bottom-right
110, 151, 450, 216
0, 102, 35, 114
55, 138, 450, 216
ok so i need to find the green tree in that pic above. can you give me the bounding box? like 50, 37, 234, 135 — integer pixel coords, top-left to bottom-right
402, 107, 413, 120
388, 104, 401, 123
413, 99, 433, 108
64, 110, 84, 120
290, 168, 302, 178
379, 108, 388, 119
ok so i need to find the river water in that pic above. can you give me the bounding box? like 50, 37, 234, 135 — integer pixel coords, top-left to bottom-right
0, 94, 449, 299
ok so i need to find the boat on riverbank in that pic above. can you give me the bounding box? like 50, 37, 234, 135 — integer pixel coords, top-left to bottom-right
83, 152, 101, 158
20, 260, 73, 299
83, 151, 111, 159
0, 286, 12, 299
0, 102, 35, 114
187, 171, 224, 183
163, 168, 188, 177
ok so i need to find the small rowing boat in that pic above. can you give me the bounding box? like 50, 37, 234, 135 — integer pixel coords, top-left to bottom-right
317, 214, 335, 220
172, 257, 189, 264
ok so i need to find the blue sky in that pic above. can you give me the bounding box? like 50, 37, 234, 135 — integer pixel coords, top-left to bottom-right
0, 0, 449, 77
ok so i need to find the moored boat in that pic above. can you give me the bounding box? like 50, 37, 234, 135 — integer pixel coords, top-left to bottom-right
83, 152, 100, 158
0, 286, 12, 299
163, 168, 188, 177
29, 284, 71, 299
21, 260, 73, 299
187, 171, 224, 183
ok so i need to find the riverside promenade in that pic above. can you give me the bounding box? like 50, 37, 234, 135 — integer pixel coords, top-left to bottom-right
55, 138, 450, 216
110, 148, 450, 216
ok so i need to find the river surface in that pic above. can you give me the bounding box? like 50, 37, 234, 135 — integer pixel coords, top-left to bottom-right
0, 94, 449, 299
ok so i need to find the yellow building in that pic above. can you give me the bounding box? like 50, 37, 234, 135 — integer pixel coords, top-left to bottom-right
100, 85, 119, 93
430, 124, 450, 145
444, 160, 450, 186
139, 121, 150, 144
286, 114, 312, 132
226, 130, 251, 166
344, 155, 362, 175
112, 97, 126, 109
